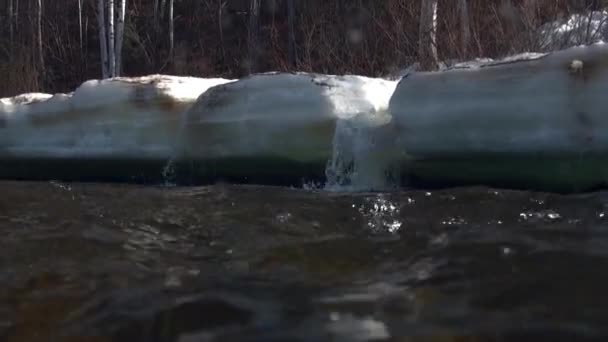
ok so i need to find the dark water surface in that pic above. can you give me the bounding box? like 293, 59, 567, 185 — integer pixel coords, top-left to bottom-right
2, 181, 608, 341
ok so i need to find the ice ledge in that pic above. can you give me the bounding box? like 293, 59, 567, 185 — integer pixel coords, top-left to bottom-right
389, 42, 608, 192
1, 43, 607, 192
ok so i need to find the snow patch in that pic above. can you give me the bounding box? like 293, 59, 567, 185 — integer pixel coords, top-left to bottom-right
540, 10, 608, 51
0, 93, 53, 107
185, 72, 396, 124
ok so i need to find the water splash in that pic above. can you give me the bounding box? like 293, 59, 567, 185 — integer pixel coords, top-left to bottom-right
162, 102, 194, 187
519, 209, 562, 223
355, 195, 403, 234
161, 157, 177, 187
324, 113, 401, 192
302, 180, 324, 191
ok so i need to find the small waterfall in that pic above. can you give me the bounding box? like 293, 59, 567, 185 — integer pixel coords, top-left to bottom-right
324, 112, 401, 192
161, 107, 193, 187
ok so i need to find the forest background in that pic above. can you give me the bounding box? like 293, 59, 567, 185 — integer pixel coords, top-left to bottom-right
0, 0, 605, 97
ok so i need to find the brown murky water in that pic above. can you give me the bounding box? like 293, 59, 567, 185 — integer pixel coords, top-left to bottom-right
1, 181, 608, 341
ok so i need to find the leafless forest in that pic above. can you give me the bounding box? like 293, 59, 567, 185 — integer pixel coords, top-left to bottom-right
0, 0, 605, 97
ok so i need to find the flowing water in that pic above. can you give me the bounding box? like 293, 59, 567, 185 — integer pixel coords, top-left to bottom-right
1, 100, 606, 341
2, 180, 608, 341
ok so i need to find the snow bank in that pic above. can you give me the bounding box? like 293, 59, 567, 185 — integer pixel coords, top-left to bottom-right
389, 42, 608, 191
540, 10, 608, 51
0, 75, 233, 159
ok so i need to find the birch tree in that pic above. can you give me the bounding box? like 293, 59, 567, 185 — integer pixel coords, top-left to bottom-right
37, 0, 43, 70
168, 0, 174, 66
78, 0, 83, 54
97, 0, 126, 78
458, 0, 470, 58
115, 0, 126, 76
418, 0, 438, 70
107, 0, 116, 77
248, 0, 261, 73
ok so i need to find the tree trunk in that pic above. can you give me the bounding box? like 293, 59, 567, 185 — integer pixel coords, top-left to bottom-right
418, 0, 438, 70
218, 0, 226, 61
458, 0, 470, 58
287, 0, 296, 67
108, 0, 115, 77
153, 0, 159, 32
168, 0, 174, 68
160, 0, 166, 19
37, 0, 43, 70
97, 0, 109, 78
78, 0, 83, 54
115, 0, 126, 76
8, 0, 14, 51
248, 0, 261, 74
15, 0, 19, 31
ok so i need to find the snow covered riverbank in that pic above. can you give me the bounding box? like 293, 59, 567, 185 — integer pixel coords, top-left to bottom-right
1, 43, 607, 192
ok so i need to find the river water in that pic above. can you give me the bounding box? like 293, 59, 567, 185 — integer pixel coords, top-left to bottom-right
2, 180, 608, 341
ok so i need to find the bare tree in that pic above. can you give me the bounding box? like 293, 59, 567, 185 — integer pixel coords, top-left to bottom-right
8, 0, 14, 50
78, 0, 83, 54
287, 0, 297, 67
418, 0, 439, 70
153, 0, 159, 29
97, 0, 109, 78
37, 0, 44, 69
218, 0, 227, 60
248, 0, 261, 73
115, 0, 126, 76
458, 0, 470, 58
108, 0, 116, 77
14, 0, 18, 30
169, 0, 174, 67
160, 0, 166, 19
